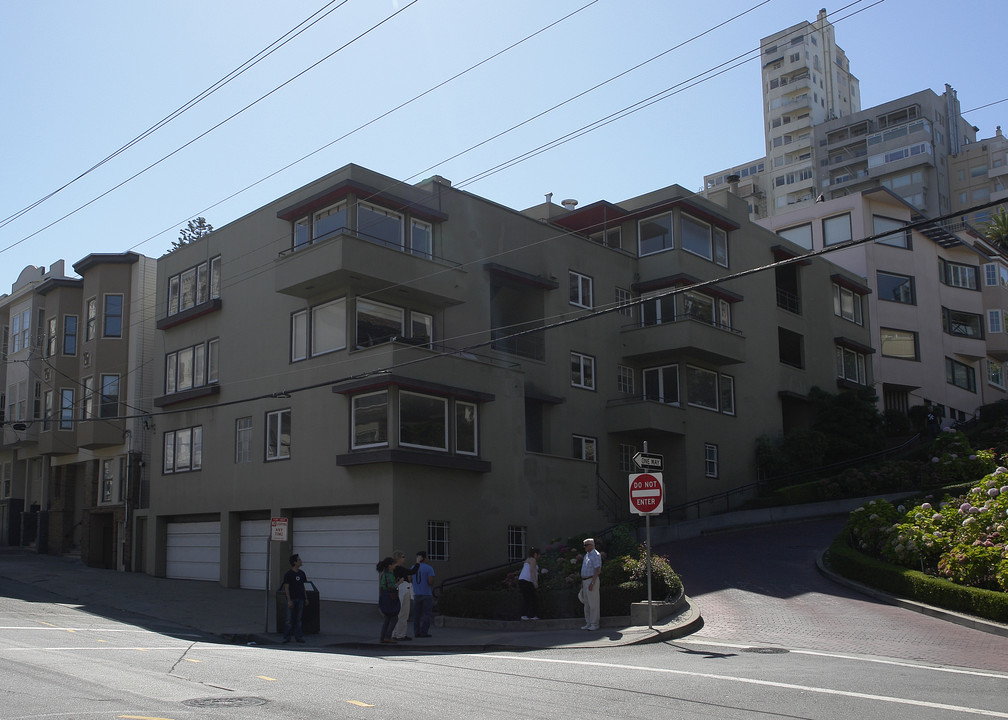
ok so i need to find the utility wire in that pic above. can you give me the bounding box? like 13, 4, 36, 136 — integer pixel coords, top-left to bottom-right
0, 0, 350, 232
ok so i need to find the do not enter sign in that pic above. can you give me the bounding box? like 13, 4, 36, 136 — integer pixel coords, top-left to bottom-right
629, 472, 664, 515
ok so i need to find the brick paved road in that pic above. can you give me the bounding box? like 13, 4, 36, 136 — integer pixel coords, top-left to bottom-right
656, 515, 1008, 672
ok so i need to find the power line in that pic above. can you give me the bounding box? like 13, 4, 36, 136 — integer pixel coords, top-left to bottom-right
0, 0, 350, 232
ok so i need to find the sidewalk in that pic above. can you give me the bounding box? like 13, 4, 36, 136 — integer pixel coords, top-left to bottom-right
0, 548, 701, 650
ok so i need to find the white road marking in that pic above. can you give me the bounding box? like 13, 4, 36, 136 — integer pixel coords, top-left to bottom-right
677, 638, 1008, 680
485, 655, 1008, 718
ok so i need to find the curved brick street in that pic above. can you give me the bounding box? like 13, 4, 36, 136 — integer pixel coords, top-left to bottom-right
657, 516, 1008, 672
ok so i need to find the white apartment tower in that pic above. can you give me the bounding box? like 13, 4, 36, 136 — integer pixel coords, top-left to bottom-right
761, 8, 860, 213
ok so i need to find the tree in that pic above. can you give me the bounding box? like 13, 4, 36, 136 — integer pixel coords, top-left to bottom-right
982, 206, 1008, 249
171, 217, 214, 251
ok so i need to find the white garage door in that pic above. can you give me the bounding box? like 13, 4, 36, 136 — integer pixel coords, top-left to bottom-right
239, 519, 271, 590
166, 521, 220, 581
293, 515, 378, 603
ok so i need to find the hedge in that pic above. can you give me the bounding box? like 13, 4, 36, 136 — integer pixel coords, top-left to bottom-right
826, 534, 1008, 624
436, 583, 654, 620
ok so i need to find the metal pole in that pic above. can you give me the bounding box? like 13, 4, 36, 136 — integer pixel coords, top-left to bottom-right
264, 535, 272, 633
647, 514, 653, 629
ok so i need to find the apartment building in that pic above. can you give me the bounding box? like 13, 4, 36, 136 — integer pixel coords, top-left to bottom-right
759, 188, 1008, 423
0, 253, 156, 570
141, 163, 872, 599
950, 125, 1008, 228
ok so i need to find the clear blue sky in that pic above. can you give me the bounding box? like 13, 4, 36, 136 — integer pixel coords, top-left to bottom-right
2, 0, 1004, 292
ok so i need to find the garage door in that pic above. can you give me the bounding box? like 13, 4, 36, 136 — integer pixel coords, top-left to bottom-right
292, 515, 378, 603
239, 519, 270, 590
166, 521, 220, 581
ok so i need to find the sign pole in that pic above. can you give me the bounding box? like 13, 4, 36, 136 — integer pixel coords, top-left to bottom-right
644, 442, 652, 630
264, 532, 271, 633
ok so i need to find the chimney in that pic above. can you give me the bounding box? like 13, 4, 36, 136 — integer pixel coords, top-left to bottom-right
726, 174, 741, 194
561, 198, 578, 211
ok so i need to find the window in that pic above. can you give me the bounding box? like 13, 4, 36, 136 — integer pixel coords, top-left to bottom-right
82, 377, 94, 419
63, 315, 77, 356
266, 409, 291, 461
880, 328, 919, 360
456, 401, 478, 456
428, 521, 450, 561
983, 263, 1008, 288
100, 458, 124, 504
778, 223, 812, 250
572, 434, 597, 462
400, 391, 448, 451
877, 271, 915, 304
832, 284, 863, 325
85, 298, 97, 341
873, 215, 911, 248
235, 417, 253, 463
616, 287, 633, 317
836, 346, 867, 385
946, 357, 976, 392
638, 212, 673, 256
42, 390, 52, 431
589, 227, 621, 249
46, 317, 57, 357
99, 374, 119, 419
939, 259, 978, 290
358, 202, 403, 248
681, 213, 728, 267
163, 426, 203, 473
643, 364, 679, 404
704, 443, 719, 478
570, 352, 596, 390
989, 310, 1003, 335
103, 294, 123, 338
410, 219, 433, 258
352, 391, 388, 449
59, 389, 74, 430
617, 364, 634, 394
942, 308, 984, 339
619, 444, 636, 473
312, 202, 347, 242
356, 298, 404, 347
508, 525, 527, 562
778, 327, 804, 368
641, 291, 675, 327
686, 365, 719, 411
167, 256, 222, 316
410, 311, 433, 346
988, 359, 1005, 389
1, 462, 11, 499
165, 340, 217, 392
569, 271, 593, 309
291, 298, 347, 362
823, 213, 852, 246
720, 374, 735, 416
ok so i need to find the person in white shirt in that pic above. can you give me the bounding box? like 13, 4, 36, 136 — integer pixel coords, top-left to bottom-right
580, 538, 602, 630
517, 547, 540, 620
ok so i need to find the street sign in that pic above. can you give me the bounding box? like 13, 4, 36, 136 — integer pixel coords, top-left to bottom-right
629, 472, 664, 515
633, 451, 664, 472
271, 517, 288, 542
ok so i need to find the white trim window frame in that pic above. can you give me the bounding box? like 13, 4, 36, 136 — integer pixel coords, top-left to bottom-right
570, 351, 596, 390
455, 400, 478, 456
427, 520, 449, 561
681, 213, 728, 267
832, 283, 863, 325
103, 293, 124, 338
85, 298, 97, 342
351, 391, 388, 449
704, 443, 719, 478
399, 390, 448, 452
312, 202, 347, 243
357, 202, 404, 249
410, 218, 433, 259
836, 346, 867, 385
617, 364, 634, 394
265, 409, 291, 461
235, 416, 253, 463
167, 256, 222, 316
643, 364, 679, 405
988, 359, 1005, 389
823, 213, 852, 246
569, 270, 594, 309
686, 364, 719, 412
638, 211, 674, 256
573, 434, 597, 462
616, 287, 633, 318
356, 298, 404, 348
163, 426, 203, 474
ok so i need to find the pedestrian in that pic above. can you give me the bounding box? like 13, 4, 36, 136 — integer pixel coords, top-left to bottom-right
281, 553, 308, 643
391, 551, 413, 640
518, 547, 540, 620
580, 538, 602, 630
411, 550, 435, 638
376, 556, 400, 644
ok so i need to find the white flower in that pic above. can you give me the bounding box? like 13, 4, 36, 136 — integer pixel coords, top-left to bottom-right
921, 502, 932, 511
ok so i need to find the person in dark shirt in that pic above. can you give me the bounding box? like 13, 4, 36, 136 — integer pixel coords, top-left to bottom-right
281, 554, 308, 643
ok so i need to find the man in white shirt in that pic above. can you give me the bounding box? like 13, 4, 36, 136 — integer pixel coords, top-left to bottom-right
580, 538, 602, 630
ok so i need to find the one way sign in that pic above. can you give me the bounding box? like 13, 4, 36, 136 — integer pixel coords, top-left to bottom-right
633, 452, 663, 471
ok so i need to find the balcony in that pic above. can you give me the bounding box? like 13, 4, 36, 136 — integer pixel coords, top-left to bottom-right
620, 318, 745, 365
77, 416, 124, 450
986, 332, 1008, 361
605, 397, 687, 435
274, 231, 466, 305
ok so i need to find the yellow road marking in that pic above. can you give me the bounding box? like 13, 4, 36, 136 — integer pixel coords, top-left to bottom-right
347, 700, 375, 707
135, 648, 148, 652
65, 628, 76, 633
257, 675, 276, 681
97, 639, 108, 643
183, 658, 201, 663
37, 621, 57, 627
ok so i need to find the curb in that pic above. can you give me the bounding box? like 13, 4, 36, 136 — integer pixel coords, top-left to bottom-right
816, 550, 1008, 640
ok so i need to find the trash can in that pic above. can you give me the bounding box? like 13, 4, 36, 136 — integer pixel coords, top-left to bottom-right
275, 582, 320, 635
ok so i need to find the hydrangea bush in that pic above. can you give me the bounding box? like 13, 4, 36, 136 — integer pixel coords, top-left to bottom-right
846, 468, 1008, 592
